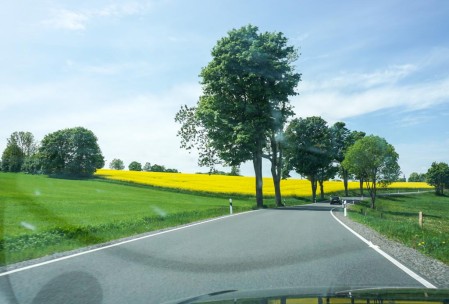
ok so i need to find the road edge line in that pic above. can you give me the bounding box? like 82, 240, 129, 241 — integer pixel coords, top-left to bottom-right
0, 210, 257, 277
330, 208, 437, 289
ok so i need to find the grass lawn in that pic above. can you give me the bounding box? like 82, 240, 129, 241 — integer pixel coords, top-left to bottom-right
348, 192, 449, 265
0, 172, 254, 266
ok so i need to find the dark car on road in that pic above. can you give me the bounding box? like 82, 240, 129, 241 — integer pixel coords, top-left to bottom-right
330, 196, 342, 205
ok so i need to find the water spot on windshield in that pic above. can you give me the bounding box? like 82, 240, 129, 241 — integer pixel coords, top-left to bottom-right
151, 206, 167, 217
21, 221, 36, 231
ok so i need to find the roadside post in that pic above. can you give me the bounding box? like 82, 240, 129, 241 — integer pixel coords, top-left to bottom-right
229, 198, 233, 215
344, 200, 347, 217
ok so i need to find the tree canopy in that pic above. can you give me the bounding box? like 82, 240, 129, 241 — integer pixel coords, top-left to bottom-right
330, 123, 365, 196
426, 162, 449, 195
39, 127, 104, 177
408, 172, 426, 182
176, 24, 300, 208
1, 131, 38, 173
1, 142, 24, 172
110, 159, 125, 170
284, 116, 333, 202
342, 135, 400, 208
128, 161, 142, 171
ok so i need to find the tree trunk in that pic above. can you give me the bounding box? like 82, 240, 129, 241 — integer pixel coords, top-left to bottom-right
270, 135, 283, 207
273, 172, 282, 206
365, 178, 376, 209
253, 151, 264, 208
342, 168, 349, 196
319, 179, 325, 200
310, 176, 317, 203
370, 179, 377, 209
359, 178, 364, 196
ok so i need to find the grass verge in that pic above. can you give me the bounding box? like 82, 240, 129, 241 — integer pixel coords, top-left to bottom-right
0, 173, 254, 266
347, 192, 449, 265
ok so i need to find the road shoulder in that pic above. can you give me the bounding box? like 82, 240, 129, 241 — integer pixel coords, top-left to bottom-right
332, 208, 449, 288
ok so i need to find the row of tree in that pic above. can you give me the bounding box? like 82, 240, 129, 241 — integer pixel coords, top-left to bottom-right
175, 24, 404, 209
408, 172, 427, 182
1, 128, 104, 177
283, 117, 369, 203
109, 159, 179, 173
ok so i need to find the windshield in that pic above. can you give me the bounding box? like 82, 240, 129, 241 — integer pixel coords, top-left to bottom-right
1, 1, 449, 304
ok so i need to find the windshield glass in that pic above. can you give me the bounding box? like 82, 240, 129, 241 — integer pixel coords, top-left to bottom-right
1, 1, 449, 303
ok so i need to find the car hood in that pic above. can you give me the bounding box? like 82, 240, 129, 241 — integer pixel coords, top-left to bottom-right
164, 287, 449, 304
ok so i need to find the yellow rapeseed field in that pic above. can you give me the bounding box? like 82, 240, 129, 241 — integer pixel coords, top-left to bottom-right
96, 169, 432, 197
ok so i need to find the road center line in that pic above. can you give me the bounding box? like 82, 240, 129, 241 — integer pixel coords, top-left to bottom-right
330, 208, 436, 288
0, 210, 256, 277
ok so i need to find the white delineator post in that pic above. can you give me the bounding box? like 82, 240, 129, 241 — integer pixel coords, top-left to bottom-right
229, 198, 233, 215
344, 200, 347, 217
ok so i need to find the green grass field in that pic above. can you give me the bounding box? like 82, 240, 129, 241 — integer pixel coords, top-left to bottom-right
0, 173, 255, 266
348, 192, 449, 264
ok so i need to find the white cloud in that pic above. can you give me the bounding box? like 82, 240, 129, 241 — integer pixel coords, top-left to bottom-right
97, 2, 151, 17
42, 9, 89, 31
41, 2, 152, 31
301, 64, 417, 92
293, 65, 449, 122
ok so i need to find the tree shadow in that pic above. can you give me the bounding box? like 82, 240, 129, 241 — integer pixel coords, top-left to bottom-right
47, 174, 93, 180
274, 205, 339, 212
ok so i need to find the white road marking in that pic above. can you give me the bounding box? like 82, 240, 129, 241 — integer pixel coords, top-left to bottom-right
330, 208, 437, 289
0, 210, 256, 277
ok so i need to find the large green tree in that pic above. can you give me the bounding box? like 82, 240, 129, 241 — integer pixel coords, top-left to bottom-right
426, 162, 449, 195
342, 135, 400, 208
175, 25, 300, 208
1, 143, 24, 172
8, 131, 37, 157
330, 124, 366, 196
1, 131, 38, 173
39, 127, 104, 177
284, 116, 333, 203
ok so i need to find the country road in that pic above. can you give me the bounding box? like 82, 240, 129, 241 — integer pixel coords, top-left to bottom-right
0, 204, 432, 304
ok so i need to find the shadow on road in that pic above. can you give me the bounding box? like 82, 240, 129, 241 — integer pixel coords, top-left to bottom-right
274, 204, 343, 212
32, 271, 103, 304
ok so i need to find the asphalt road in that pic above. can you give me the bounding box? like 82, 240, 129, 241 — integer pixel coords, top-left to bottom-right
1, 203, 428, 304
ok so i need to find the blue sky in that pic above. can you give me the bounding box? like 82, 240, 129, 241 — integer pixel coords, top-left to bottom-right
1, 0, 449, 178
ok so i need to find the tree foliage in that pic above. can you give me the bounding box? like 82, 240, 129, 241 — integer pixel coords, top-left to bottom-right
426, 162, 449, 195
128, 161, 142, 171
342, 135, 400, 208
110, 159, 125, 170
9, 131, 37, 157
284, 116, 333, 202
39, 127, 104, 177
143, 162, 152, 172
1, 143, 24, 172
175, 24, 300, 208
330, 123, 365, 196
408, 172, 426, 182
141, 162, 178, 173
1, 131, 38, 173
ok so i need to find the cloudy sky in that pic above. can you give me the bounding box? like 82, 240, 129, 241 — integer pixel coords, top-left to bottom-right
1, 0, 449, 177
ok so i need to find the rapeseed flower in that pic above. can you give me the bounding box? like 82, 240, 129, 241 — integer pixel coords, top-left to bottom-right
95, 169, 431, 197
